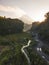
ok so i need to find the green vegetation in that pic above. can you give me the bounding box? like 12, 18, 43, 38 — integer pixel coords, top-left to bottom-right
31, 12, 49, 44
31, 21, 40, 33
0, 15, 49, 65
37, 12, 49, 44
0, 17, 24, 35
42, 46, 49, 56
0, 17, 31, 65
0, 33, 48, 65
0, 32, 31, 65
22, 37, 48, 65
30, 12, 49, 65
26, 47, 48, 65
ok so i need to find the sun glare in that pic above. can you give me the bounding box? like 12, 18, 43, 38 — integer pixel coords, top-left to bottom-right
31, 10, 48, 22
33, 12, 46, 22
33, 15, 45, 22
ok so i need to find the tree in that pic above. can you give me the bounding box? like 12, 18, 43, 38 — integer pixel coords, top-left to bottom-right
37, 12, 49, 43
0, 17, 24, 35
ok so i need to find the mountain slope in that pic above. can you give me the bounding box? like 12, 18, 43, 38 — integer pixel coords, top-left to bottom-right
19, 15, 33, 24
19, 15, 33, 31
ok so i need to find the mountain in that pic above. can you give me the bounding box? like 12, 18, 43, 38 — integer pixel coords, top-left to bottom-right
19, 15, 33, 31
19, 15, 33, 24
23, 23, 32, 32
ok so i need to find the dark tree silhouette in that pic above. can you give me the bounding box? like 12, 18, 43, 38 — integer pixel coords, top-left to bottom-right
0, 17, 24, 35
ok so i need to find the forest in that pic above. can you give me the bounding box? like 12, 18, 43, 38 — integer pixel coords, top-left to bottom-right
0, 12, 49, 65
31, 12, 49, 44
0, 16, 24, 35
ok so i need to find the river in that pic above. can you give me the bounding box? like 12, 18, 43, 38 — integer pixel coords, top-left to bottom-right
21, 33, 49, 65
21, 40, 31, 65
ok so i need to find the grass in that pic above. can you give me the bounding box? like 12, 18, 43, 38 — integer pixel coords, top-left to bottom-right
0, 32, 31, 41
0, 32, 48, 65
0, 32, 31, 65
42, 46, 49, 56
25, 46, 47, 65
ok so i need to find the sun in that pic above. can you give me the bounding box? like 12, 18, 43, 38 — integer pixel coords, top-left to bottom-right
31, 10, 48, 22
33, 12, 45, 22
33, 15, 45, 22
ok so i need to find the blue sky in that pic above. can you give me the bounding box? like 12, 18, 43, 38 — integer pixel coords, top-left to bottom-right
0, 0, 49, 21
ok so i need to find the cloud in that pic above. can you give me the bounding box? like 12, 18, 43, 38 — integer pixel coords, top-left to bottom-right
0, 5, 26, 18
0, 5, 15, 12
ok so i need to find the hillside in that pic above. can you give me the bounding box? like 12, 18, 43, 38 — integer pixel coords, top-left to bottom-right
37, 12, 49, 44
31, 12, 49, 44
0, 16, 49, 65
0, 17, 24, 35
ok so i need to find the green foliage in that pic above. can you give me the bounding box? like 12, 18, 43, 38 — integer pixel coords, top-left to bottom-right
0, 42, 28, 65
31, 22, 40, 32
37, 12, 49, 43
0, 32, 31, 65
31, 12, 49, 44
42, 46, 49, 56
26, 45, 48, 65
0, 17, 24, 35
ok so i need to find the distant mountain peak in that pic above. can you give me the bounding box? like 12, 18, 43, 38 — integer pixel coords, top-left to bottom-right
18, 15, 33, 31
19, 15, 33, 24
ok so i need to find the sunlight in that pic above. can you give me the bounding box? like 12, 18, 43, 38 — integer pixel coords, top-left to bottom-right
33, 15, 45, 22
32, 11, 46, 22
30, 10, 49, 22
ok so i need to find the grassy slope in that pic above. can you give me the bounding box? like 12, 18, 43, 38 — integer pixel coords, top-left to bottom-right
0, 32, 48, 65
0, 32, 31, 65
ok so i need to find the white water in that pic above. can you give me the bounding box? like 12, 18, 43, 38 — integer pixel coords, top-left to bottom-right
21, 40, 31, 65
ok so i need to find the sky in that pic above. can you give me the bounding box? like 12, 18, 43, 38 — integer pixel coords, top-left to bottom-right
0, 0, 49, 22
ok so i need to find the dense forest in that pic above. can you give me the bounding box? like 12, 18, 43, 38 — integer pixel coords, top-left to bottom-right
38, 12, 49, 44
0, 12, 49, 65
0, 16, 24, 35
0, 17, 29, 65
31, 12, 49, 44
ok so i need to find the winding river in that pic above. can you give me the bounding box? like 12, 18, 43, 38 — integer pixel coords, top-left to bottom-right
21, 40, 31, 65
21, 33, 49, 65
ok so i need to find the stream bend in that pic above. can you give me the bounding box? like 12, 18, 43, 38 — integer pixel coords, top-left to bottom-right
21, 40, 31, 65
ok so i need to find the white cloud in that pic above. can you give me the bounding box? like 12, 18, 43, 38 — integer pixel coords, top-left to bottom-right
0, 5, 15, 12
0, 5, 26, 18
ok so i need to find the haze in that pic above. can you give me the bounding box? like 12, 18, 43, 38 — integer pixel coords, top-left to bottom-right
0, 0, 49, 22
